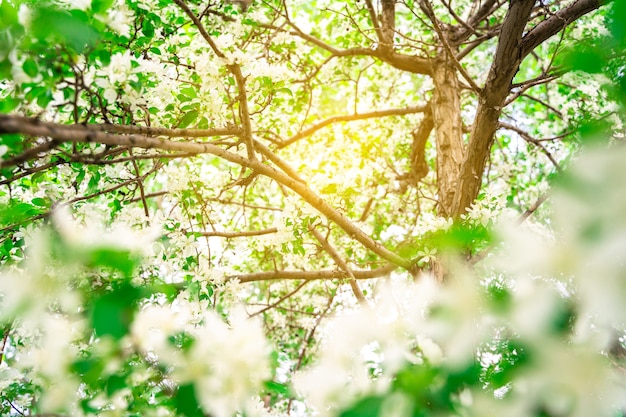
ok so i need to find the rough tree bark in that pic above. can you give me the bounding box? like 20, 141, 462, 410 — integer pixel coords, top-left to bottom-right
391, 0, 607, 221
451, 0, 602, 218
409, 108, 433, 185
431, 58, 465, 217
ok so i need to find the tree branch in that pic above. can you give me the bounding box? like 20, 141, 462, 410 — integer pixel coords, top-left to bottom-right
0, 139, 60, 168
72, 122, 242, 138
498, 122, 563, 172
278, 105, 428, 148
230, 264, 396, 283
308, 224, 368, 305
0, 324, 10, 367
420, 0, 481, 92
380, 0, 396, 47
520, 0, 604, 59
518, 192, 549, 224
364, 0, 384, 42
0, 163, 162, 234
452, 0, 536, 218
197, 227, 278, 238
173, 0, 256, 160
0, 115, 412, 269
249, 281, 310, 317
449, 0, 504, 45
409, 108, 433, 184
275, 18, 432, 74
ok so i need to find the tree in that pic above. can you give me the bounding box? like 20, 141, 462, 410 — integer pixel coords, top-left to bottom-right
0, 0, 625, 416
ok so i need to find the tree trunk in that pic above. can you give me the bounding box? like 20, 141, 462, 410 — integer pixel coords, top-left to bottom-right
431, 58, 465, 217
451, 0, 536, 218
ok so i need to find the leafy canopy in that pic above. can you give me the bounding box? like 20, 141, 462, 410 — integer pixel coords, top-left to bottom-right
0, 0, 625, 416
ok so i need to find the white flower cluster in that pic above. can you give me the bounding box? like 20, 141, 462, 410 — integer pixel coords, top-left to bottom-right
0, 238, 86, 413
294, 278, 441, 415
552, 145, 626, 331
53, 205, 160, 254
461, 192, 506, 227
95, 0, 134, 37
0, 229, 81, 322
414, 212, 453, 235
94, 50, 144, 108
294, 145, 626, 417
131, 303, 271, 417
17, 315, 83, 413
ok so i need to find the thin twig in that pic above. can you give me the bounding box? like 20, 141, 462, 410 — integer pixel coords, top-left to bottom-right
172, 0, 256, 160
518, 192, 549, 224
196, 227, 278, 238
499, 122, 563, 172
130, 149, 150, 218
249, 281, 309, 318
421, 0, 481, 92
0, 324, 11, 366
308, 224, 368, 305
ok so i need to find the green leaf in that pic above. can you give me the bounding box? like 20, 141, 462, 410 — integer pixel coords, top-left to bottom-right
0, 133, 23, 151
31, 7, 100, 53
0, 95, 20, 113
484, 339, 530, 389
90, 283, 141, 340
87, 172, 101, 194
0, 2, 18, 29
88, 247, 140, 277
31, 197, 48, 207
22, 58, 38, 77
264, 380, 290, 396
142, 19, 155, 38
36, 90, 53, 108
393, 363, 437, 397
106, 374, 128, 396
608, 1, 626, 45
71, 356, 105, 387
577, 118, 612, 144
568, 48, 605, 73
339, 395, 385, 417
550, 299, 576, 335
149, 283, 179, 301
0, 201, 45, 226
443, 361, 481, 394
180, 86, 197, 99
95, 49, 112, 66
91, 0, 116, 15
25, 85, 48, 102
2, 238, 14, 255
485, 281, 511, 314
174, 384, 204, 417
0, 59, 13, 81
168, 331, 195, 351
276, 87, 293, 96
178, 110, 198, 128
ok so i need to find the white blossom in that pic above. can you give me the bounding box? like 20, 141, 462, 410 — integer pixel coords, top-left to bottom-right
96, 0, 134, 37
17, 4, 33, 28
53, 206, 159, 254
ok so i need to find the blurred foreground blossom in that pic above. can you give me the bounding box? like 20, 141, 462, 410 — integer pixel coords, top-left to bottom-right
552, 145, 626, 333
132, 304, 271, 417
53, 205, 160, 254
295, 144, 626, 417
